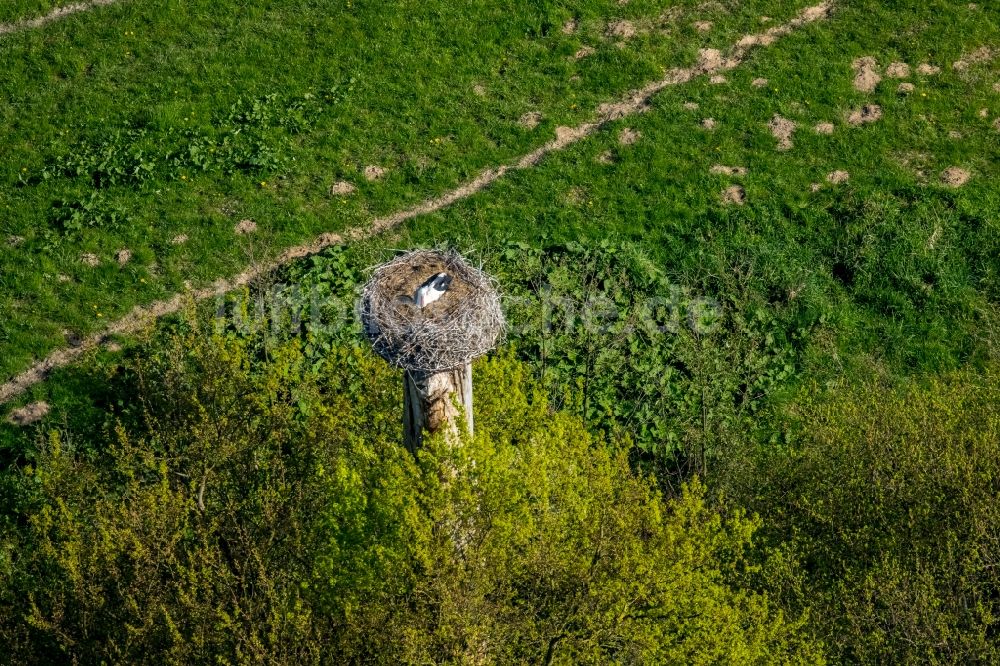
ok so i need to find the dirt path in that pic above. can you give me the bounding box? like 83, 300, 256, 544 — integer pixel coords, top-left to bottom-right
0, 2, 835, 406
0, 0, 119, 37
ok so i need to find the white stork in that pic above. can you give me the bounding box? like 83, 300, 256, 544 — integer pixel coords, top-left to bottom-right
401, 272, 453, 308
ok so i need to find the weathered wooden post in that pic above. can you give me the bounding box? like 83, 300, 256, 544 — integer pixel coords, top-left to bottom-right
360, 250, 505, 453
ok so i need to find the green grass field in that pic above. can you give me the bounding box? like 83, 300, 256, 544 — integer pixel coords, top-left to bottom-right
2, 0, 1000, 662
1, 0, 791, 378
1, 0, 996, 382
4, 0, 997, 442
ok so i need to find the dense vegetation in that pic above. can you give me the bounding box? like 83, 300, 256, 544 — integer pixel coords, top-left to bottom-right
3, 313, 999, 663
724, 369, 1000, 663
0, 328, 822, 663
2, 0, 999, 662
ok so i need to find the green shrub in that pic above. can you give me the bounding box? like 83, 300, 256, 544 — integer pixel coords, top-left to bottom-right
274, 241, 813, 473
0, 328, 820, 664
723, 367, 1000, 664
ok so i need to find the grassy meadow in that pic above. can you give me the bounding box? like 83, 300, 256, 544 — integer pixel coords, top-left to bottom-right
2, 0, 1000, 662
1, 0, 796, 378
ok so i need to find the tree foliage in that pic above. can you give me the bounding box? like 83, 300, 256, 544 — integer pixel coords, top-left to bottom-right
0, 329, 818, 664
723, 368, 1000, 664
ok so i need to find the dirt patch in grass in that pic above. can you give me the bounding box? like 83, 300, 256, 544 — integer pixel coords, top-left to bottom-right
722, 185, 746, 205
683, 101, 700, 110
618, 127, 641, 144
562, 19, 577, 35
814, 122, 835, 134
916, 63, 941, 75
170, 234, 189, 245
827, 170, 850, 184
709, 74, 727, 84
698, 48, 726, 71
364, 165, 387, 181
886, 62, 910, 78
737, 33, 776, 48
598, 101, 643, 120
573, 45, 596, 60
953, 46, 993, 71
694, 21, 713, 32
941, 167, 970, 187
234, 219, 258, 234
852, 56, 881, 92
847, 104, 882, 125
606, 20, 637, 39
7, 401, 49, 426
597, 150, 615, 164
519, 111, 542, 129
711, 165, 747, 176
330, 181, 356, 196
768, 114, 797, 150
898, 82, 915, 93
115, 249, 132, 265
752, 77, 769, 87
701, 118, 717, 129
80, 253, 99, 267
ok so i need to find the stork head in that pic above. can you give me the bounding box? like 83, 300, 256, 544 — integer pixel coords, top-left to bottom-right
431, 272, 453, 291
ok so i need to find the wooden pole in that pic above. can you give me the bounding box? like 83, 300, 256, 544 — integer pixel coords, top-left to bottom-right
403, 363, 473, 453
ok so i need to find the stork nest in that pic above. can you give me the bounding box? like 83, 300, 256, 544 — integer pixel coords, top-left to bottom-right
360, 249, 506, 373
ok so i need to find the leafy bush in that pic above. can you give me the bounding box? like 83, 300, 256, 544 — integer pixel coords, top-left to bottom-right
32, 82, 355, 238
49, 192, 133, 234
263, 241, 815, 475
722, 367, 1000, 664
492, 240, 813, 476
0, 326, 820, 664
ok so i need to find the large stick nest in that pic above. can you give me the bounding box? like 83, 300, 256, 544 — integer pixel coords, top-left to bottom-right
360, 249, 506, 373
